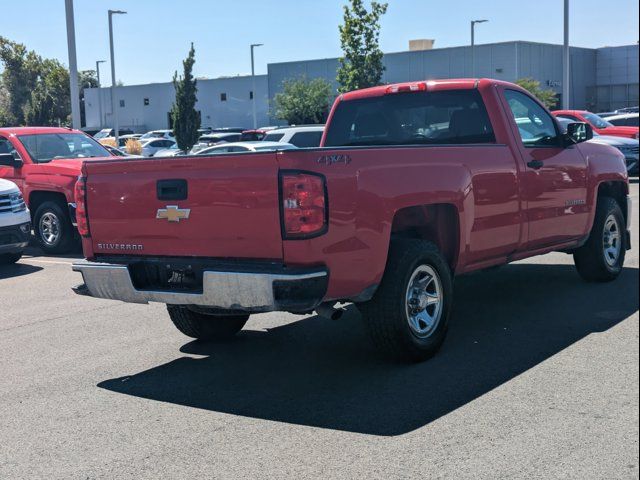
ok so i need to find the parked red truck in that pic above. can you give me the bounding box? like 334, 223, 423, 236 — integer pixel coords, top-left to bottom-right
72, 79, 631, 362
0, 127, 113, 254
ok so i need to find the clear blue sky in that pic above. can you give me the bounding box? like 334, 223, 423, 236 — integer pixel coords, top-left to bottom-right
2, 0, 638, 86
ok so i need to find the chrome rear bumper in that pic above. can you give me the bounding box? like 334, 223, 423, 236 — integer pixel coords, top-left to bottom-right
72, 261, 328, 312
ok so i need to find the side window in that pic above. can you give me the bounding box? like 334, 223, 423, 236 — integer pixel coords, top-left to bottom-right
504, 90, 559, 147
289, 131, 323, 148
0, 137, 22, 161
608, 118, 625, 126
626, 117, 638, 127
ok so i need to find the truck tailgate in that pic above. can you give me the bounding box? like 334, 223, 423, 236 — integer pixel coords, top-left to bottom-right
84, 153, 283, 260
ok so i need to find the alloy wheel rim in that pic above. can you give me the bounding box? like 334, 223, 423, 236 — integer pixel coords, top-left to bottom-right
405, 264, 443, 339
39, 212, 60, 246
602, 214, 621, 267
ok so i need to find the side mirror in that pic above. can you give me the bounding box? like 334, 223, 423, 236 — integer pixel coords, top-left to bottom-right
565, 122, 593, 145
0, 153, 23, 168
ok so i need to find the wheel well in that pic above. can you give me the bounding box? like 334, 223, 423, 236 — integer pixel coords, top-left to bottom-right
390, 204, 459, 272
597, 181, 628, 224
28, 191, 68, 216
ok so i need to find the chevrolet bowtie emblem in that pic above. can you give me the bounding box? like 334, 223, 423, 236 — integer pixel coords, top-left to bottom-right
156, 205, 191, 222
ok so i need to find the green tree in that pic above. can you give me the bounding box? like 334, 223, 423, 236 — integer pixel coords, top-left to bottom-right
0, 36, 82, 126
24, 59, 71, 126
171, 43, 201, 152
272, 77, 332, 125
337, 0, 388, 93
515, 77, 558, 109
0, 36, 42, 125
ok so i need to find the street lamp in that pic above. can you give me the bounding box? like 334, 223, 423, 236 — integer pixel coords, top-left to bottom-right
250, 43, 263, 129
471, 19, 489, 78
96, 60, 106, 128
108, 9, 126, 144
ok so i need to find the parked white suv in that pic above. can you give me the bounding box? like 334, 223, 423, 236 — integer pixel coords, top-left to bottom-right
262, 126, 325, 147
0, 178, 31, 264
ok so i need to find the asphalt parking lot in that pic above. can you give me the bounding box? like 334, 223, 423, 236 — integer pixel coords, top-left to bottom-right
1, 182, 638, 480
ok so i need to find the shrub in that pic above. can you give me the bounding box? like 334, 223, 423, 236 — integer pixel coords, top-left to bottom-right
125, 138, 142, 155
99, 138, 116, 148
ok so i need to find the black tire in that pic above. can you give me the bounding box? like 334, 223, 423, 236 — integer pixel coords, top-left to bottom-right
0, 252, 22, 264
358, 239, 454, 362
574, 196, 626, 282
167, 305, 249, 341
33, 201, 75, 254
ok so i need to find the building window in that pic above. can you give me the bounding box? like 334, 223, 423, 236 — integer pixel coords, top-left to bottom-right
119, 99, 125, 108
495, 68, 503, 73
220, 93, 227, 102
249, 91, 254, 100
144, 98, 150, 106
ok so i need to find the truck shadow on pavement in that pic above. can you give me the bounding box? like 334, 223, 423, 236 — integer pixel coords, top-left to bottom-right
0, 263, 43, 280
98, 263, 639, 436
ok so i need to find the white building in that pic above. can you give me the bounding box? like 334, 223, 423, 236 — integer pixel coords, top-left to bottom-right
84, 74, 269, 132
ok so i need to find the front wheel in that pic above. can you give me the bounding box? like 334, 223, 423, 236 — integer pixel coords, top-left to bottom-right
167, 305, 249, 341
574, 196, 626, 282
33, 201, 75, 255
358, 239, 453, 362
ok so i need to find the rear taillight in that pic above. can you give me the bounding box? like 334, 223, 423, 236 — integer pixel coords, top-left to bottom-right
74, 176, 90, 237
280, 172, 327, 239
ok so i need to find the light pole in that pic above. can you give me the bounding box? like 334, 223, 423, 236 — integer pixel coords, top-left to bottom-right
471, 19, 488, 78
65, 0, 81, 129
562, 0, 570, 109
96, 60, 106, 128
250, 43, 263, 129
108, 9, 126, 144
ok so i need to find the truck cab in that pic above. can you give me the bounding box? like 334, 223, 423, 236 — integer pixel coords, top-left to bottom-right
0, 127, 112, 254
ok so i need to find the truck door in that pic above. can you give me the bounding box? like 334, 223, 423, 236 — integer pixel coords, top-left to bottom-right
500, 88, 589, 249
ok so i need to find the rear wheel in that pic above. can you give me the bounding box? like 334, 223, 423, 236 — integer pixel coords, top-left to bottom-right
358, 239, 453, 362
167, 305, 249, 341
574, 196, 626, 282
0, 252, 22, 264
33, 201, 75, 254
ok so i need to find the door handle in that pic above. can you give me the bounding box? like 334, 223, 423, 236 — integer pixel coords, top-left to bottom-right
527, 160, 543, 170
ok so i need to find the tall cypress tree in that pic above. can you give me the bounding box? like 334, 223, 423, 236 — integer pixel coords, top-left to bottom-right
171, 43, 200, 153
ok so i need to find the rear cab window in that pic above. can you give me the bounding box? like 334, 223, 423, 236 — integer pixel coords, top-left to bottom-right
324, 89, 495, 147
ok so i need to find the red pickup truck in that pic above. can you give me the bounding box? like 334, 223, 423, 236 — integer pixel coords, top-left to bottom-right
0, 127, 113, 253
72, 79, 631, 362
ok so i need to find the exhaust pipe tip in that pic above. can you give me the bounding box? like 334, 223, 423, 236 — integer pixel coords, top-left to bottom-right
316, 303, 346, 321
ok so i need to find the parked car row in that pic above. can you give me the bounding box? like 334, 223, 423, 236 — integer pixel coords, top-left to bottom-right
94, 125, 326, 158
